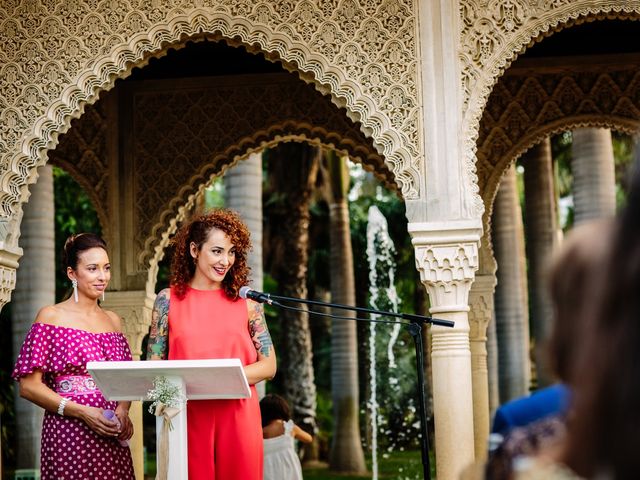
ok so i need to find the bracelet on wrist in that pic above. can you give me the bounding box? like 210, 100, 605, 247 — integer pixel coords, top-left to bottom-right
57, 397, 69, 416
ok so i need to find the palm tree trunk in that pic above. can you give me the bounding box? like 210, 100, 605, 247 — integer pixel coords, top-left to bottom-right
492, 165, 531, 402
265, 143, 319, 440
325, 151, 367, 473
571, 128, 616, 224
523, 138, 558, 387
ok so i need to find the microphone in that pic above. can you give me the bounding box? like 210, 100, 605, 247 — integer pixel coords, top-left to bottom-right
239, 286, 274, 305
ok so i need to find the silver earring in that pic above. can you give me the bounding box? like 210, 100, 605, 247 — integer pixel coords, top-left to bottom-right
72, 279, 78, 303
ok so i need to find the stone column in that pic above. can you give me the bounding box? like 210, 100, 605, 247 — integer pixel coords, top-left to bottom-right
11, 164, 55, 470
571, 128, 616, 224
101, 290, 156, 480
0, 242, 22, 480
492, 165, 531, 402
468, 272, 496, 460
486, 305, 500, 414
223, 151, 265, 397
523, 138, 558, 386
410, 222, 479, 480
224, 152, 264, 291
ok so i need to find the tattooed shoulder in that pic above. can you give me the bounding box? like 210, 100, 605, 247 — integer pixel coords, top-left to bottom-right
148, 288, 171, 359
247, 299, 273, 357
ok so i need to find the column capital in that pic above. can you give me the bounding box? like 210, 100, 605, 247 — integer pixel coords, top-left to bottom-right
469, 273, 497, 342
409, 220, 482, 313
101, 290, 156, 358
0, 244, 23, 309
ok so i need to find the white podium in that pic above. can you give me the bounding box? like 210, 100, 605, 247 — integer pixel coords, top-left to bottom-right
87, 359, 251, 479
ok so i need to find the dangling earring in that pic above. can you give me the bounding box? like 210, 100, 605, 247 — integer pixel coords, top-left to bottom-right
72, 279, 78, 303
102, 290, 105, 302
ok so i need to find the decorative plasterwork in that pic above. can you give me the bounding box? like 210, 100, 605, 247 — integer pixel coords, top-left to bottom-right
459, 0, 640, 216
468, 273, 496, 341
477, 61, 640, 218
0, 0, 422, 248
47, 100, 111, 238
0, 245, 22, 309
143, 128, 384, 296
123, 74, 390, 268
410, 223, 481, 312
101, 290, 156, 358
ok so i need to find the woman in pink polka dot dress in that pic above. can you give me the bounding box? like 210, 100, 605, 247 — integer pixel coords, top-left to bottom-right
12, 233, 134, 479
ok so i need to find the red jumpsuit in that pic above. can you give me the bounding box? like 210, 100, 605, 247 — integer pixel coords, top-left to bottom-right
169, 286, 263, 480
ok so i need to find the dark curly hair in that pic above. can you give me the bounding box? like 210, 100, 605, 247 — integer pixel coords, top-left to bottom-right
170, 209, 251, 300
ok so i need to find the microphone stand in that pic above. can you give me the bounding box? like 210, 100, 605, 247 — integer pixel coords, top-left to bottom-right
260, 292, 454, 480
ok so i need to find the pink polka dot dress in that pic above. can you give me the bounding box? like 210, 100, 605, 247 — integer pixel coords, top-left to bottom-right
12, 323, 135, 480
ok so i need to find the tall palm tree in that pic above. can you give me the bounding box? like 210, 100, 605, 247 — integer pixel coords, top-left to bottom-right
571, 128, 616, 224
264, 142, 319, 440
321, 150, 367, 473
492, 165, 531, 402
522, 138, 558, 386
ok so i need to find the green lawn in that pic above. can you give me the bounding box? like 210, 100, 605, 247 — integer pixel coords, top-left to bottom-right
303, 450, 433, 479
144, 450, 434, 480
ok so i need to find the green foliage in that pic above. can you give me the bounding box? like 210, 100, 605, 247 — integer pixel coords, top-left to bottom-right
346, 167, 423, 451
303, 449, 431, 479
612, 131, 636, 210
348, 171, 419, 316
203, 178, 225, 210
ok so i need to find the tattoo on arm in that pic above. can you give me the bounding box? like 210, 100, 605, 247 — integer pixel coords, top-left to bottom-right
147, 290, 170, 360
248, 301, 273, 357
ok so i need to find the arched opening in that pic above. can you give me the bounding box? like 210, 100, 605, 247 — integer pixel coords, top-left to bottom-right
7, 34, 420, 478
476, 17, 640, 424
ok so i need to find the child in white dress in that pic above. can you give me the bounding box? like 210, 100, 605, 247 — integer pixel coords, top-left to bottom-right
260, 394, 313, 480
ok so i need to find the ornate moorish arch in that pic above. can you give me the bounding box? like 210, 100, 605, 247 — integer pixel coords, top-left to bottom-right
458, 1, 640, 215
114, 70, 392, 272
143, 131, 390, 296
0, 2, 422, 250
35, 66, 391, 292
476, 57, 640, 213
46, 93, 114, 239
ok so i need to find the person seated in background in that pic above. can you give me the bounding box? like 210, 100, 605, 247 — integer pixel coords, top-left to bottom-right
501, 146, 640, 479
557, 147, 640, 479
485, 218, 614, 480
491, 383, 570, 437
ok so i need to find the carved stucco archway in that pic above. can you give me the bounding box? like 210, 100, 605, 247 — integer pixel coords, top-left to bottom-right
38, 67, 391, 292
459, 1, 640, 218
0, 2, 422, 249
477, 60, 640, 218
143, 132, 389, 296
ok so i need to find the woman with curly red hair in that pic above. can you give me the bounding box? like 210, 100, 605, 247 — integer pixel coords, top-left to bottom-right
147, 209, 276, 479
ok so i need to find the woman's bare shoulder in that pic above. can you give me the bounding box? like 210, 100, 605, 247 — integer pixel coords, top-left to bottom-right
34, 304, 63, 326
102, 310, 123, 332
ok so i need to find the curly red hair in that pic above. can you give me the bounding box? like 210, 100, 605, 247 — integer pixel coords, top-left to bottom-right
170, 209, 252, 300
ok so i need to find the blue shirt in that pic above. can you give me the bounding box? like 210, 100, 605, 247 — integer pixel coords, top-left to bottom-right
491, 383, 571, 435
